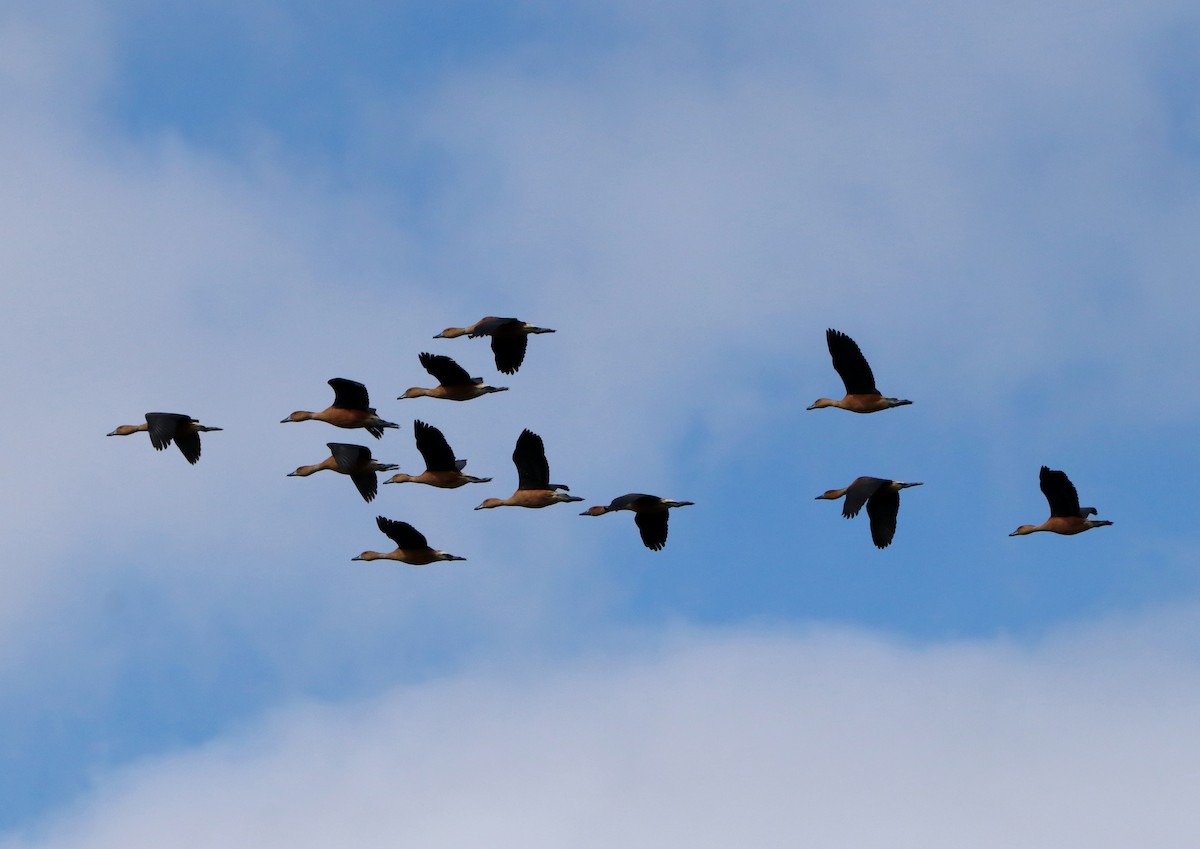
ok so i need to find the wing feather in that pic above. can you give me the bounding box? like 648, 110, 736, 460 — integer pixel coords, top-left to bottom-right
419, 353, 473, 387
512, 429, 550, 489
826, 329, 879, 396
414, 420, 458, 472
865, 487, 900, 549
329, 378, 370, 411
376, 516, 429, 549
1039, 466, 1082, 518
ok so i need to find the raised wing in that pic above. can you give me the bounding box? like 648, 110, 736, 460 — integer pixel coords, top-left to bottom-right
513, 428, 550, 490
1039, 466, 1082, 518
826, 329, 879, 396
376, 516, 430, 550
419, 352, 474, 387
328, 378, 371, 411
414, 420, 457, 472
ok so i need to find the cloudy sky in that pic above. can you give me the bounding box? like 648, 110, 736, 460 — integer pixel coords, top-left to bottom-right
3, 0, 1200, 843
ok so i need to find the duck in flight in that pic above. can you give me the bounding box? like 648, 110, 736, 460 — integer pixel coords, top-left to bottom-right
383, 420, 492, 488
808, 329, 912, 413
475, 428, 583, 510
287, 443, 398, 503
434, 317, 555, 375
107, 413, 222, 465
281, 378, 399, 438
815, 476, 923, 548
351, 516, 466, 565
580, 494, 694, 551
397, 353, 509, 401
1009, 466, 1113, 536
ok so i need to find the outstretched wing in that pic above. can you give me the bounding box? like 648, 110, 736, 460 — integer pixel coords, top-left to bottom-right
842, 477, 885, 519
414, 420, 458, 472
350, 473, 379, 502
328, 443, 370, 473
608, 493, 655, 511
329, 378, 371, 411
826, 329, 879, 396
491, 334, 529, 375
376, 516, 429, 550
173, 427, 202, 465
865, 487, 900, 549
468, 317, 519, 337
1039, 466, 1082, 518
513, 428, 550, 489
419, 352, 474, 387
144, 413, 188, 451
634, 510, 670, 551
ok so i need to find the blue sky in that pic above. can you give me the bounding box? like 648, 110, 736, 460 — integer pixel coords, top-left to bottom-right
3, 0, 1200, 844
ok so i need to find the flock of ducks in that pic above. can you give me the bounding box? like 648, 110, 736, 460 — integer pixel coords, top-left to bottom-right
107, 316, 696, 562
805, 328, 1112, 546
106, 320, 1114, 560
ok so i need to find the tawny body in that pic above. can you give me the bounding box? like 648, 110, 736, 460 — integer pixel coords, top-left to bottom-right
384, 420, 491, 489
478, 489, 581, 509
281, 378, 399, 438
352, 516, 465, 565
434, 316, 555, 375
107, 412, 222, 465
1010, 466, 1113, 537
809, 394, 908, 414
475, 428, 583, 510
1015, 516, 1101, 536
808, 328, 911, 413
398, 353, 509, 401
580, 494, 694, 551
287, 442, 398, 503
386, 470, 481, 488
816, 477, 922, 549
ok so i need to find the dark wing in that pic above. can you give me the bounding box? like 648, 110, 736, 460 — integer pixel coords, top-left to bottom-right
610, 493, 655, 511
419, 352, 474, 387
330, 443, 378, 501
328, 378, 371, 411
491, 334, 529, 375
173, 428, 202, 465
634, 510, 670, 551
826, 329, 879, 396
1039, 466, 1082, 518
842, 477, 885, 519
376, 516, 429, 550
513, 429, 550, 489
414, 420, 457, 472
144, 413, 188, 451
350, 473, 379, 502
328, 443, 370, 473
469, 317, 519, 337
865, 488, 900, 549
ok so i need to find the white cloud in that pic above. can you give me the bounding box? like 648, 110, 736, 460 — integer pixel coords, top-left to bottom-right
8, 610, 1200, 848
3, 0, 1200, 829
